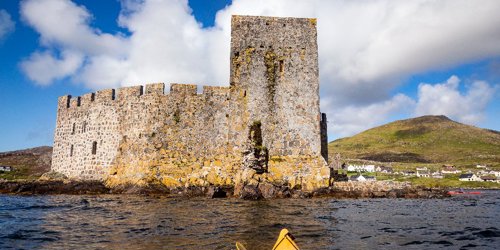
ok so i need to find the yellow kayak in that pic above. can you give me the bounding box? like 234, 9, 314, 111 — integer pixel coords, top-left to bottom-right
236, 228, 300, 250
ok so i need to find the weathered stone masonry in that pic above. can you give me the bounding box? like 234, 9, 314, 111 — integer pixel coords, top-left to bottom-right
52, 16, 330, 190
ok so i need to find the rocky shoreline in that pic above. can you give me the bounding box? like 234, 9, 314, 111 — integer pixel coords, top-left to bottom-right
0, 179, 450, 199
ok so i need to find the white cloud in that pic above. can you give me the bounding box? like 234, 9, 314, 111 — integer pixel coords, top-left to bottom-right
20, 0, 128, 56
115, 0, 217, 86
326, 94, 415, 138
19, 0, 500, 137
20, 50, 84, 85
415, 76, 497, 125
19, 0, 128, 84
0, 9, 15, 40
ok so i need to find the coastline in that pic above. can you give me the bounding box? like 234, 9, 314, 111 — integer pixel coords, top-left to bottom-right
0, 179, 451, 199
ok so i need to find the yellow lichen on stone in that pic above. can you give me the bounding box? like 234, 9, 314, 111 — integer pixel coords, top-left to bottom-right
245, 47, 255, 65
308, 18, 317, 27
161, 176, 181, 187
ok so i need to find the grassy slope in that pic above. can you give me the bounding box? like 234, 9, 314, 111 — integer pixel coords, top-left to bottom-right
329, 115, 500, 169
0, 146, 52, 180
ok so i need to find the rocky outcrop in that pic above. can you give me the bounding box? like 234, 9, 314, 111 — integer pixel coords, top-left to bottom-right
0, 179, 449, 199
0, 180, 109, 195
326, 181, 449, 198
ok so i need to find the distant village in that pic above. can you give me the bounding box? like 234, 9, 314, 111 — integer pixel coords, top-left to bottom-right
336, 163, 500, 183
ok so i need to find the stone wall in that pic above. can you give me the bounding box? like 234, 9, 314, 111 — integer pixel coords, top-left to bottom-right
52, 83, 233, 181
51, 15, 329, 190
230, 16, 321, 157
52, 90, 120, 180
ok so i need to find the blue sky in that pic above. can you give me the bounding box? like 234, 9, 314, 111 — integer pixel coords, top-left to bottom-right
0, 0, 499, 152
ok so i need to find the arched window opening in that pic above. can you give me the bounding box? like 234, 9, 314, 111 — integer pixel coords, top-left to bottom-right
92, 141, 97, 155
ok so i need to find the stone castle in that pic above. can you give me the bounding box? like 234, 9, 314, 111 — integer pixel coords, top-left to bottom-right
51, 16, 330, 190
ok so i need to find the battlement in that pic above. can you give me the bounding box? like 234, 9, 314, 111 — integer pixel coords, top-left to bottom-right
145, 83, 165, 95
58, 83, 232, 110
96, 89, 115, 101
117, 85, 144, 100
231, 15, 317, 49
202, 86, 230, 96
170, 83, 197, 96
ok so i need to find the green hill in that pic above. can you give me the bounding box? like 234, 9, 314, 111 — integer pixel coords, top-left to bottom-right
0, 146, 52, 180
329, 115, 500, 168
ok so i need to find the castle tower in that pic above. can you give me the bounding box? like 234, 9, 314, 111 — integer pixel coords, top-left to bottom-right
229, 16, 324, 171
51, 15, 329, 190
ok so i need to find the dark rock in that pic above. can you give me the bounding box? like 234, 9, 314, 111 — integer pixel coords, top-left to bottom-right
277, 186, 292, 198
387, 190, 398, 198
208, 186, 227, 198
311, 187, 331, 197
233, 183, 245, 197
372, 191, 387, 198
417, 190, 430, 198
258, 182, 278, 199
183, 186, 206, 197
0, 180, 110, 195
240, 185, 262, 200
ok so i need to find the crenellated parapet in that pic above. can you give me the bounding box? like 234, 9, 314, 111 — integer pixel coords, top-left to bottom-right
145, 83, 165, 95
58, 83, 232, 111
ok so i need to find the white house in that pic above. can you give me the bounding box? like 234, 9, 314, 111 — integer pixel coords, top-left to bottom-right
375, 166, 393, 173
0, 166, 12, 172
349, 174, 366, 182
487, 170, 500, 178
402, 171, 416, 176
364, 176, 376, 182
416, 167, 428, 172
347, 165, 375, 172
480, 176, 497, 182
431, 172, 444, 179
459, 173, 481, 182
416, 170, 430, 178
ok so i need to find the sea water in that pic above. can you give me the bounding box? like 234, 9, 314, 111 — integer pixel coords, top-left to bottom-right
0, 191, 498, 249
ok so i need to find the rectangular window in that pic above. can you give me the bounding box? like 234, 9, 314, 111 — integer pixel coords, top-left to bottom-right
92, 141, 97, 155
70, 145, 73, 157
